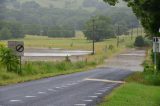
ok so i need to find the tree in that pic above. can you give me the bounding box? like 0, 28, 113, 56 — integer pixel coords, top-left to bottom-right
103, 0, 160, 36
0, 27, 12, 40
0, 21, 24, 39
0, 0, 6, 20
83, 16, 114, 42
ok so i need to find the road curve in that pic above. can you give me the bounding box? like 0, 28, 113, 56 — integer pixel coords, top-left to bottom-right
0, 49, 145, 106
0, 68, 132, 106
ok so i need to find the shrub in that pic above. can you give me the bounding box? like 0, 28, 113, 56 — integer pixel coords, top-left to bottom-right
0, 46, 19, 73
143, 58, 160, 85
134, 36, 151, 47
75, 61, 86, 68
134, 36, 145, 47
108, 45, 114, 50
144, 74, 160, 86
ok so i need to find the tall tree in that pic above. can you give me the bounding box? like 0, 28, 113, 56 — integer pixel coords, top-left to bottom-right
103, 0, 160, 36
0, 0, 6, 20
83, 16, 114, 42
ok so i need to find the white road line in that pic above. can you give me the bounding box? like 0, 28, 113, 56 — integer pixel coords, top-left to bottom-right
85, 78, 125, 84
102, 87, 112, 90
105, 86, 112, 88
74, 104, 86, 106
61, 86, 68, 88
72, 83, 78, 85
38, 92, 46, 94
55, 87, 61, 89
25, 96, 36, 98
9, 100, 21, 102
98, 90, 106, 92
67, 84, 73, 85
95, 93, 102, 95
83, 100, 93, 102
48, 89, 56, 91
77, 80, 83, 83
88, 96, 97, 98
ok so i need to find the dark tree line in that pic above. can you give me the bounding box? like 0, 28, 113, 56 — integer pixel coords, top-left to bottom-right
0, 0, 139, 40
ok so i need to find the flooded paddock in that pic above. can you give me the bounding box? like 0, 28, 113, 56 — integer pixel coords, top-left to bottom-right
22, 48, 92, 62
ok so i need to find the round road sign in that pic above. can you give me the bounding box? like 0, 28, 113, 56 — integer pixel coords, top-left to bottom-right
16, 44, 24, 52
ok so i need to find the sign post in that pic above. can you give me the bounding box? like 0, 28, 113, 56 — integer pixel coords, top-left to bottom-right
153, 37, 160, 72
8, 41, 24, 72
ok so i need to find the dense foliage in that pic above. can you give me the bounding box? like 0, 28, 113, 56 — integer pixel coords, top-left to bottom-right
0, 45, 19, 73
103, 0, 160, 36
134, 36, 145, 47
0, 21, 24, 40
83, 16, 115, 41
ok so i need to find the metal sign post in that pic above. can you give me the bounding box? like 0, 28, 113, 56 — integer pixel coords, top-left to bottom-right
8, 41, 24, 72
153, 37, 160, 71
16, 44, 24, 72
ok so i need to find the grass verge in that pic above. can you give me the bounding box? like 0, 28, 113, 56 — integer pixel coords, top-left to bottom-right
98, 72, 160, 106
99, 82, 160, 106
0, 61, 96, 86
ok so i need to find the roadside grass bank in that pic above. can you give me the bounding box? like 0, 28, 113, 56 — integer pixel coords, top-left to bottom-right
99, 81, 160, 106
98, 49, 160, 106
98, 72, 160, 106
0, 35, 135, 86
0, 61, 96, 86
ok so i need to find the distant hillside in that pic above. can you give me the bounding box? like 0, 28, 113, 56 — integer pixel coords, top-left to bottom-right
14, 0, 127, 11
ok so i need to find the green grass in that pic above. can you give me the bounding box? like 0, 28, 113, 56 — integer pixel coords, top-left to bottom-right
99, 82, 160, 106
0, 61, 97, 85
98, 72, 160, 106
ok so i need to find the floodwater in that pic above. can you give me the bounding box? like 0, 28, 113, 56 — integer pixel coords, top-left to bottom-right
24, 48, 92, 57
103, 49, 146, 71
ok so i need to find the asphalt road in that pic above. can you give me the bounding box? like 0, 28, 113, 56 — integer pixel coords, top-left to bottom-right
0, 49, 145, 106
0, 68, 132, 106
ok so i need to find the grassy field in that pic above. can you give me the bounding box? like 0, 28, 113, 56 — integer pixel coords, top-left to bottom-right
0, 33, 136, 86
3, 33, 136, 63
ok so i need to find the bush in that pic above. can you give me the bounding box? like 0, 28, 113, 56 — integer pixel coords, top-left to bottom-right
0, 46, 19, 73
134, 36, 151, 47
108, 45, 114, 50
144, 74, 160, 86
143, 58, 160, 86
134, 36, 145, 47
